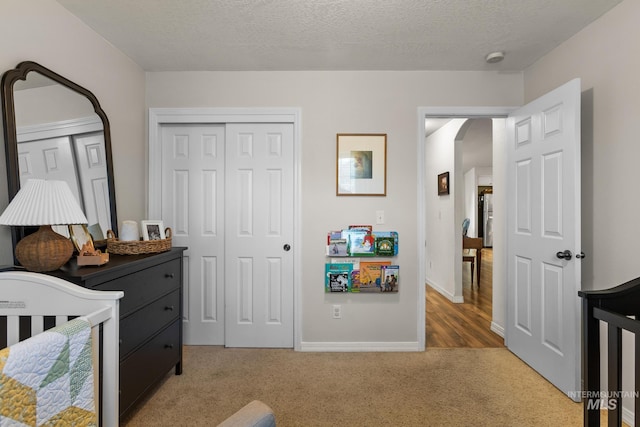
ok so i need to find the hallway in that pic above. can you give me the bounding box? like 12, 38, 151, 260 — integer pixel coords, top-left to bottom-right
426, 249, 504, 348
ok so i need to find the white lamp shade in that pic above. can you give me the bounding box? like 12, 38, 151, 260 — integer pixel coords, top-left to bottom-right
0, 179, 88, 226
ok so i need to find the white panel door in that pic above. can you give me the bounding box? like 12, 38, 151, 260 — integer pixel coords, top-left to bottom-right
18, 136, 81, 200
161, 124, 226, 345
506, 79, 581, 398
225, 123, 294, 348
73, 131, 111, 236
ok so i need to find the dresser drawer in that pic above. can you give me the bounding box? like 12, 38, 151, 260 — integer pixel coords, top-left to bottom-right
95, 258, 181, 316
119, 319, 181, 417
49, 248, 186, 421
119, 289, 180, 358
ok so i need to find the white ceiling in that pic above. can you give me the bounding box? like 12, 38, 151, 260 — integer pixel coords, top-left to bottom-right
56, 0, 621, 72
53, 0, 620, 174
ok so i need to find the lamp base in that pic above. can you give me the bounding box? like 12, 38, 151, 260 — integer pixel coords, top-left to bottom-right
15, 225, 74, 272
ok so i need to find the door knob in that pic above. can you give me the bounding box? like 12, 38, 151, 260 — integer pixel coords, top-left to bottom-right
576, 252, 586, 259
283, 244, 291, 251
556, 250, 572, 260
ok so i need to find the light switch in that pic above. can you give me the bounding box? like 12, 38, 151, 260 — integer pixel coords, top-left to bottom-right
376, 210, 385, 224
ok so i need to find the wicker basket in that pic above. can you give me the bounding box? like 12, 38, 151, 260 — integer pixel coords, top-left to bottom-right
106, 228, 172, 255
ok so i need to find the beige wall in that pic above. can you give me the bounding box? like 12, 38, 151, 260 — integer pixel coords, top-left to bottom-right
0, 0, 146, 264
425, 119, 468, 302
525, 0, 640, 290
0, 0, 524, 347
525, 0, 639, 419
147, 71, 522, 345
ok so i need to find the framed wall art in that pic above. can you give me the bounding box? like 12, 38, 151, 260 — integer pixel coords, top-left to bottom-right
438, 172, 450, 195
336, 133, 387, 196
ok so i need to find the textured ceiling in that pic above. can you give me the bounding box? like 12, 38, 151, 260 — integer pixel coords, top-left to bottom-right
56, 0, 621, 72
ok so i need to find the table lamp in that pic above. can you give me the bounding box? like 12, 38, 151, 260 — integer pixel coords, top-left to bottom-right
0, 179, 88, 272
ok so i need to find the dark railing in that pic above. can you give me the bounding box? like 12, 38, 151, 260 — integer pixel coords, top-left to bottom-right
579, 277, 640, 427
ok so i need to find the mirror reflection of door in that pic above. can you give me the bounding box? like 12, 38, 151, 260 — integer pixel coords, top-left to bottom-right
13, 72, 111, 238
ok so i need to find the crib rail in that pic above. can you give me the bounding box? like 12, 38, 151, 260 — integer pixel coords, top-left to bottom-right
1, 306, 111, 347
0, 271, 123, 427
2, 314, 78, 348
579, 276, 640, 427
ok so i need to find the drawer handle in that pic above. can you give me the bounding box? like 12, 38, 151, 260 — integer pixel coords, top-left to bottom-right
164, 344, 174, 349
165, 305, 174, 311
165, 273, 175, 279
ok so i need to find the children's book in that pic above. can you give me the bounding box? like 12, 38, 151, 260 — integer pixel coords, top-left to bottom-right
350, 269, 361, 292
325, 263, 353, 292
330, 259, 360, 292
348, 225, 373, 232
372, 231, 399, 255
327, 238, 348, 256
374, 235, 395, 256
327, 230, 343, 244
380, 265, 399, 293
358, 261, 391, 292
343, 229, 375, 256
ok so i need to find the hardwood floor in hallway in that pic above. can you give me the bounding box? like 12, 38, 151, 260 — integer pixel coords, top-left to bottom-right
426, 248, 504, 348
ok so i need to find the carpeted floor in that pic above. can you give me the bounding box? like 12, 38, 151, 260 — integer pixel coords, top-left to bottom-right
121, 346, 582, 426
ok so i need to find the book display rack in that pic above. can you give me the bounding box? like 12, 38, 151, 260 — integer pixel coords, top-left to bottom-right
325, 225, 399, 293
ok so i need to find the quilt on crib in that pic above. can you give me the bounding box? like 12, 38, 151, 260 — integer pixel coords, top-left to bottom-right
0, 318, 97, 426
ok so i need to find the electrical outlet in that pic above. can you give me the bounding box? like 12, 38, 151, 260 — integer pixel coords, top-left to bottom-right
332, 304, 341, 319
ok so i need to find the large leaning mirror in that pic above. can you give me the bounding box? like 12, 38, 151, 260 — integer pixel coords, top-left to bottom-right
1, 61, 118, 251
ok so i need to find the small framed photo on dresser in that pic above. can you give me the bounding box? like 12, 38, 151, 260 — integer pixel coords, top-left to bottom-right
69, 224, 95, 253
141, 220, 165, 241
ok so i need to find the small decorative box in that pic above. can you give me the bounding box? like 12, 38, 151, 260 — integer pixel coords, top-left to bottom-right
77, 252, 109, 266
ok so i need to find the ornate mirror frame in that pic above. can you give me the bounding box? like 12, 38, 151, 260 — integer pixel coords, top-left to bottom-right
1, 61, 118, 250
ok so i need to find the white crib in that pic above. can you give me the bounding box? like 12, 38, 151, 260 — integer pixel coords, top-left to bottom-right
0, 271, 123, 427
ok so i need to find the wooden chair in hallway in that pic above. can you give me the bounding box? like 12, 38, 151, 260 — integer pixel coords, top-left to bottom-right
463, 237, 483, 286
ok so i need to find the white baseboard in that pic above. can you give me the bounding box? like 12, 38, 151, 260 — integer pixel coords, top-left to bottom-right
299, 341, 421, 352
490, 321, 505, 338
425, 279, 464, 303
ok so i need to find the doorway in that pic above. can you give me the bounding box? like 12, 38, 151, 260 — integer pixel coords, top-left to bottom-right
417, 106, 512, 350
423, 115, 503, 348
419, 80, 582, 396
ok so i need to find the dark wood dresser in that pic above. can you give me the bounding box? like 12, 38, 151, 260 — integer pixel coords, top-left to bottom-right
49, 247, 186, 419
